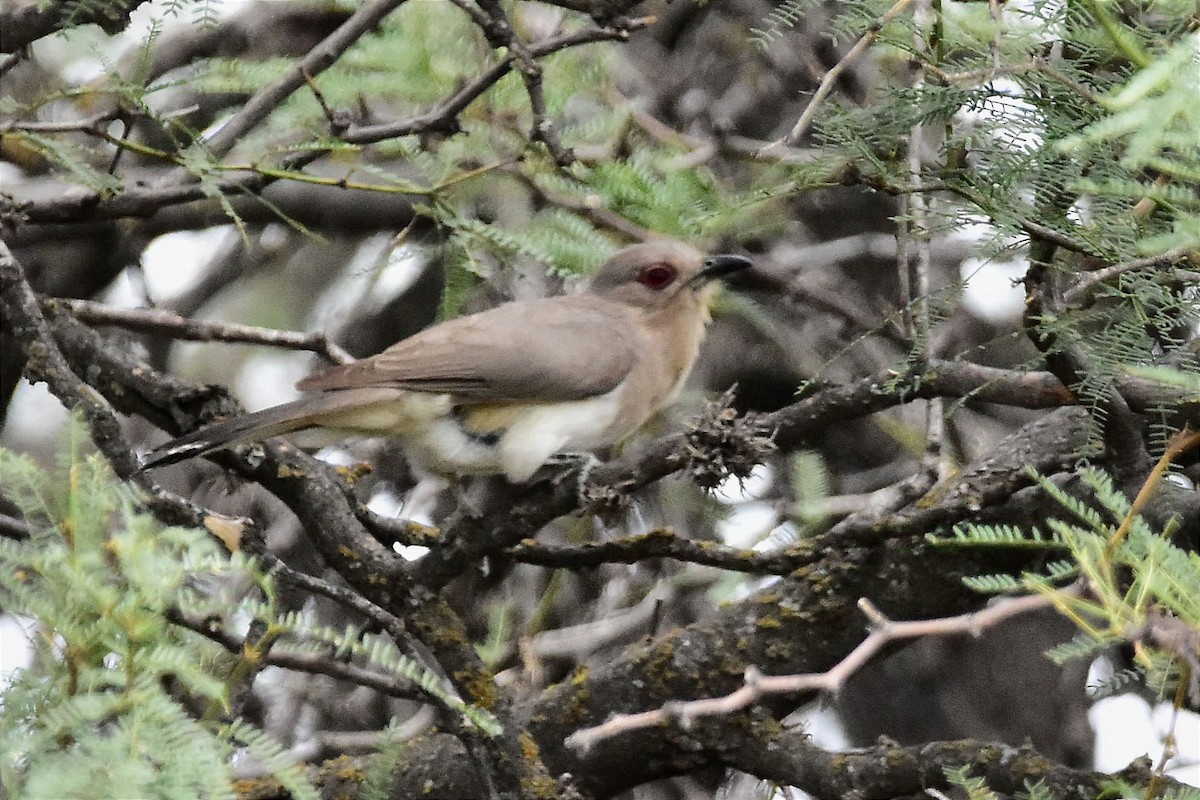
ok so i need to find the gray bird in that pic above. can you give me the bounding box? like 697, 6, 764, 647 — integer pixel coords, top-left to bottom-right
141, 240, 751, 481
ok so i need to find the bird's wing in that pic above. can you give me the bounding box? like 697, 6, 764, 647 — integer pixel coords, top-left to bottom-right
297, 295, 638, 402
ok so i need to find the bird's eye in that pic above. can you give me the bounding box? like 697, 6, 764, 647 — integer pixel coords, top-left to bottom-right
638, 264, 677, 290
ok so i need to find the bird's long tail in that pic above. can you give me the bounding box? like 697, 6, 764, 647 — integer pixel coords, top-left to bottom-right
139, 397, 332, 470
138, 393, 379, 472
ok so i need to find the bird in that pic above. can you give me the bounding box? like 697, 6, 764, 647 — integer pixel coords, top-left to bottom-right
141, 240, 751, 482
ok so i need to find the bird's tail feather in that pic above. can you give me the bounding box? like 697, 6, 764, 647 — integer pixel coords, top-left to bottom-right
140, 397, 335, 470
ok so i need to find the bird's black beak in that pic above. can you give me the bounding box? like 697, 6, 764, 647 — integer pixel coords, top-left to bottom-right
693, 254, 753, 285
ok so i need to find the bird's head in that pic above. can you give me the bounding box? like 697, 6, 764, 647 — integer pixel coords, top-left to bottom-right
588, 240, 752, 312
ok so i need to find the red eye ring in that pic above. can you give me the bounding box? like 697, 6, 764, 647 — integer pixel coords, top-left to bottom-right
638, 263, 677, 290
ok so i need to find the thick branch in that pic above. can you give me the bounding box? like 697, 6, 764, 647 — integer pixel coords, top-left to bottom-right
567, 593, 1061, 751
0, 0, 151, 53
728, 729, 1173, 800
0, 240, 212, 530
507, 401, 1090, 574
518, 533, 1082, 795
1023, 230, 1152, 482
408, 360, 1194, 589
25, 285, 546, 798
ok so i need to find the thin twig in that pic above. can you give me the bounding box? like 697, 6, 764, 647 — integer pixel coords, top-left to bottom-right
0, 110, 121, 133
511, 168, 654, 242
0, 52, 21, 78
565, 590, 1064, 752
250, 551, 496, 745
1062, 247, 1195, 306
475, 0, 574, 165
301, 68, 349, 135
747, 238, 912, 348
1017, 218, 1098, 256
906, 0, 949, 481
987, 0, 1004, 77
7, 20, 651, 227
343, 17, 649, 146
168, 609, 427, 701
55, 298, 355, 364
1031, 59, 1104, 104
1100, 427, 1200, 570
764, 0, 915, 149
196, 0, 409, 161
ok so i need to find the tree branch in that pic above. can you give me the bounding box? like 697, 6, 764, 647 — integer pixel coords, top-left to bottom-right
1063, 246, 1197, 306
167, 608, 429, 703
54, 298, 355, 364
339, 18, 650, 145
0, 240, 214, 530
728, 728, 1178, 800
0, 0, 153, 53
566, 591, 1063, 752
2, 18, 650, 228
193, 0, 409, 161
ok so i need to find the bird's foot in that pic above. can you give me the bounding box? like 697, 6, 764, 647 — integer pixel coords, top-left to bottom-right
543, 451, 602, 488
541, 452, 633, 520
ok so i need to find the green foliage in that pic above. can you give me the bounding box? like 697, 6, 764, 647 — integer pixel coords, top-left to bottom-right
944, 764, 1059, 800
1104, 781, 1200, 800
944, 764, 1001, 800
264, 609, 502, 735
14, 0, 1197, 337
427, 139, 785, 310
15, 0, 791, 315
1059, 36, 1199, 182
933, 522, 1076, 593
1043, 631, 1117, 667
789, 449, 832, 530
220, 719, 318, 800
0, 420, 258, 799
949, 466, 1200, 704
0, 416, 498, 797
189, 3, 495, 150
749, 0, 807, 50
174, 0, 671, 283
766, 0, 1199, 396
934, 521, 1068, 550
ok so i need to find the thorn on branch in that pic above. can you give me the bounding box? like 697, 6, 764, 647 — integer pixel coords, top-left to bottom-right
302, 68, 351, 135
